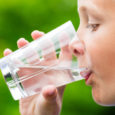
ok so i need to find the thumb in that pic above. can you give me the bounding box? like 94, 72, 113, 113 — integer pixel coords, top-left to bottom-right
42, 85, 57, 102
34, 85, 61, 115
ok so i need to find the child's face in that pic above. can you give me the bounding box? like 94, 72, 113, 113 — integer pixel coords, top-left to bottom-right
70, 0, 115, 106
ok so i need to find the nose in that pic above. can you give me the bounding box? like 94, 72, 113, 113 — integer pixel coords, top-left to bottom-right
69, 34, 85, 57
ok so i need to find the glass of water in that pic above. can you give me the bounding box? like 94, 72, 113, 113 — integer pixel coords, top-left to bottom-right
0, 21, 87, 100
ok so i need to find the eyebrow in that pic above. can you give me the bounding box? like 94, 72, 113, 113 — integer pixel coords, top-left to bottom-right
78, 6, 103, 20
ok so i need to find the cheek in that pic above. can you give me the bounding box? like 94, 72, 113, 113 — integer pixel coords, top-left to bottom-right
85, 34, 115, 105
86, 34, 115, 81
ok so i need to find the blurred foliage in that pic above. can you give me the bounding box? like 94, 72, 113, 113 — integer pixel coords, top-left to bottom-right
0, 0, 115, 115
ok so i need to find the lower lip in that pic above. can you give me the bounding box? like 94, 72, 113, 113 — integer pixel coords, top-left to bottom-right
85, 72, 92, 85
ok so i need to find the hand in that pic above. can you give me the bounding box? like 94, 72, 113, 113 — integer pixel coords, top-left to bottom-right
3, 30, 72, 115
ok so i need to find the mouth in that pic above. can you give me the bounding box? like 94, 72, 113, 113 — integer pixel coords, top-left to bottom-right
80, 69, 93, 85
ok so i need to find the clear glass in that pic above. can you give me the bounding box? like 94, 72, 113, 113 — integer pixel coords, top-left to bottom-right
0, 21, 87, 100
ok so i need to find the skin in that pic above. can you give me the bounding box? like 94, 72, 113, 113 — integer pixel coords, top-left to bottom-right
4, 31, 66, 115
71, 0, 115, 106
3, 0, 115, 114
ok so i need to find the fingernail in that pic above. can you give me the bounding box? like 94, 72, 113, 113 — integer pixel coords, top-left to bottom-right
4, 48, 12, 52
31, 30, 44, 35
19, 38, 26, 41
31, 30, 39, 35
17, 38, 24, 42
47, 88, 56, 96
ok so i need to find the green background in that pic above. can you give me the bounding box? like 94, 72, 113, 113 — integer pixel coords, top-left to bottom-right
0, 0, 115, 115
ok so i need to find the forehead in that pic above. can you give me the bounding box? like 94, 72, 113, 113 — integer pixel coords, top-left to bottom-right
77, 0, 115, 13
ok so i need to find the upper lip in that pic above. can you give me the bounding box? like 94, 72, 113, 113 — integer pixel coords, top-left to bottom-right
80, 68, 92, 79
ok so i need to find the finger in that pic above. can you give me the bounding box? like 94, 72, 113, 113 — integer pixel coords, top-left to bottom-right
42, 85, 57, 102
59, 33, 72, 61
41, 39, 57, 62
3, 48, 12, 56
17, 37, 40, 65
31, 30, 44, 40
17, 38, 29, 48
30, 30, 45, 64
34, 85, 60, 115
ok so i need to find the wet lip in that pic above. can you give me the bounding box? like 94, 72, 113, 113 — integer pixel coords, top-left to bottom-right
80, 70, 92, 84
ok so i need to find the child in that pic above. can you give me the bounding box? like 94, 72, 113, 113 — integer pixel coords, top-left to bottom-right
4, 0, 115, 114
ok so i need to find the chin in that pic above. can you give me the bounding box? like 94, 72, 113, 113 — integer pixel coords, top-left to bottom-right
92, 87, 115, 107
93, 98, 115, 107
92, 91, 104, 106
